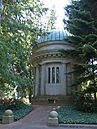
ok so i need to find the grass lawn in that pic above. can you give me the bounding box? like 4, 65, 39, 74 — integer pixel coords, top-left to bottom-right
0, 101, 32, 123
57, 106, 97, 124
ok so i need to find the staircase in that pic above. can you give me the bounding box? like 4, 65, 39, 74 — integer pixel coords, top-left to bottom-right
31, 95, 73, 105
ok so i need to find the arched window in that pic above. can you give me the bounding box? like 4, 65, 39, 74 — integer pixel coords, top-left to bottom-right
48, 67, 50, 83
47, 66, 60, 84
56, 67, 59, 83
52, 67, 55, 83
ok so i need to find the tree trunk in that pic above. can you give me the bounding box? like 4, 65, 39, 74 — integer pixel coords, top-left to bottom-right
94, 92, 96, 101
29, 65, 33, 103
29, 88, 32, 103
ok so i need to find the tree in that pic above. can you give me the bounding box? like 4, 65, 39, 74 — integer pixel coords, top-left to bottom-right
64, 0, 97, 100
0, 0, 2, 20
0, 0, 56, 101
46, 6, 57, 30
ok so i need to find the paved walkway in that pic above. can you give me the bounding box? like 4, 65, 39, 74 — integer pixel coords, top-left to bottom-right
19, 105, 56, 126
0, 105, 57, 129
0, 105, 96, 129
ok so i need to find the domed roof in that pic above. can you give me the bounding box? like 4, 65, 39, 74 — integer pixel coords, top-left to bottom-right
37, 29, 68, 43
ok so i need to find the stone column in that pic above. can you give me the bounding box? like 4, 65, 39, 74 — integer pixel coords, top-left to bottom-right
32, 67, 36, 96
41, 64, 46, 95
61, 63, 67, 95
65, 62, 72, 95
35, 66, 39, 96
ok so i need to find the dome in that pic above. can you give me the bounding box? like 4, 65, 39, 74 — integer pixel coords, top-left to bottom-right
37, 29, 68, 43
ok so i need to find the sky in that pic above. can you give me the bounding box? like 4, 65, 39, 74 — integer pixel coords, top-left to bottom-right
40, 0, 70, 29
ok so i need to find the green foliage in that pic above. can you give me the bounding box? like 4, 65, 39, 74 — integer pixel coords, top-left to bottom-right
57, 106, 97, 124
74, 91, 97, 113
0, 98, 16, 110
14, 103, 32, 121
0, 0, 56, 99
64, 0, 97, 100
82, 44, 97, 61
0, 99, 32, 121
46, 6, 57, 30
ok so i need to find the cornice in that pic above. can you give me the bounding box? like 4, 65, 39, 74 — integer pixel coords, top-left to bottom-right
33, 40, 75, 50
31, 52, 66, 64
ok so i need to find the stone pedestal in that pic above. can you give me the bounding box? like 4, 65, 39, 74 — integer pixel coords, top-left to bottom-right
48, 117, 58, 126
48, 110, 58, 126
2, 110, 14, 124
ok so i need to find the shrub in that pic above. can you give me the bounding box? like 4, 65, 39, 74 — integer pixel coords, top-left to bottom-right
0, 98, 16, 110
74, 91, 97, 113
0, 98, 32, 122
0, 98, 30, 110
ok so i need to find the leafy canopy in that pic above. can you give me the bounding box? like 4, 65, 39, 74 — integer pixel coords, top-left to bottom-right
0, 0, 56, 98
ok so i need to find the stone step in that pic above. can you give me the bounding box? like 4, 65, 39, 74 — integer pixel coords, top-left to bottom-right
31, 95, 73, 105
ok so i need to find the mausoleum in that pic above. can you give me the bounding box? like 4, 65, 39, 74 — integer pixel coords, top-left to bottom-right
30, 29, 77, 104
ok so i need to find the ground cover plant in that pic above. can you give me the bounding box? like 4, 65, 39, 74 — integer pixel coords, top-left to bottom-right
57, 106, 97, 124
0, 98, 32, 122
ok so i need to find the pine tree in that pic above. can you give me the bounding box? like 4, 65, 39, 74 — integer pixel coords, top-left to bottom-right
64, 0, 97, 100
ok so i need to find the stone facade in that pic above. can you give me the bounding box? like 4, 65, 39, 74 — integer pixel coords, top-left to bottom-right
30, 29, 77, 104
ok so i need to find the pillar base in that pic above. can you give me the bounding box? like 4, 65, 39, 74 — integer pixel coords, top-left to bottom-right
48, 117, 58, 126
2, 115, 14, 124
